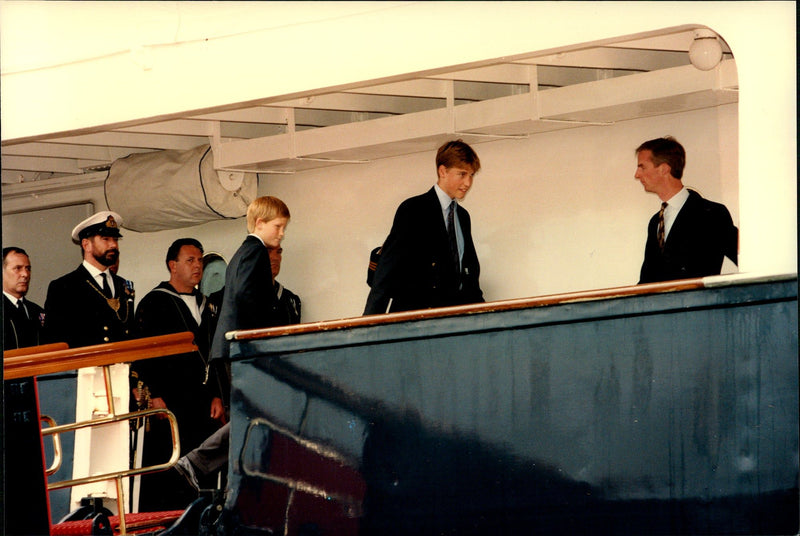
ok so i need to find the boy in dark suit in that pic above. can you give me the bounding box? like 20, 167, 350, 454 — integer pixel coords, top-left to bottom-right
634, 136, 738, 283
210, 196, 291, 360
173, 244, 301, 492
365, 139, 484, 314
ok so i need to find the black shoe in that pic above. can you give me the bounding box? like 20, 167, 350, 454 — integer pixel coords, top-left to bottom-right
174, 456, 200, 491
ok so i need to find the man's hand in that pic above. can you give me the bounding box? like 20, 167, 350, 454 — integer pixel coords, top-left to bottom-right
210, 397, 226, 424
143, 396, 168, 419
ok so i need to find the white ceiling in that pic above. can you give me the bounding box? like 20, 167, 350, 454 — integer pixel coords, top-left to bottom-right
1, 22, 734, 186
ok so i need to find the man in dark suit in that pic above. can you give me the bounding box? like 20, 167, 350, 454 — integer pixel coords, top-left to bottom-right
44, 211, 135, 348
364, 139, 485, 314
635, 136, 738, 284
3, 247, 45, 350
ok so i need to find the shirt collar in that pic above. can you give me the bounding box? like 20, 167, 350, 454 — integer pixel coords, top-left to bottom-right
82, 259, 110, 280
664, 187, 690, 211
433, 183, 455, 212
3, 291, 23, 305
248, 233, 267, 247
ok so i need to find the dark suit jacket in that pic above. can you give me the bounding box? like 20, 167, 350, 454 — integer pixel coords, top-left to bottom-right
3, 295, 45, 350
639, 189, 738, 284
210, 235, 283, 360
364, 187, 484, 314
44, 264, 135, 348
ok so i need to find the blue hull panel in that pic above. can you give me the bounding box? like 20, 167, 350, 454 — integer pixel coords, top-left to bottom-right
228, 278, 798, 534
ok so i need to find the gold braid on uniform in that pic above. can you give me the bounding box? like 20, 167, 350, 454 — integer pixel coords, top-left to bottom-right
85, 279, 132, 321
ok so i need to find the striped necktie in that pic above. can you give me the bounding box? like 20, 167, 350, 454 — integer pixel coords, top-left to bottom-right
656, 202, 668, 250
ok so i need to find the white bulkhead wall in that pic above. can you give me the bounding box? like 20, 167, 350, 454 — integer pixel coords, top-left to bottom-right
1, 2, 795, 323
64, 103, 735, 323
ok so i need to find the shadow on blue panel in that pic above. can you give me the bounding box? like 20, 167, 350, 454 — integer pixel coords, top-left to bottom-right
360, 415, 799, 536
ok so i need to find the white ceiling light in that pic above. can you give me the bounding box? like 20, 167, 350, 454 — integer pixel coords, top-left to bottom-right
689, 29, 723, 71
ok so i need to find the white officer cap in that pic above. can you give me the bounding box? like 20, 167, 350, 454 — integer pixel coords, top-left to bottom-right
71, 211, 124, 242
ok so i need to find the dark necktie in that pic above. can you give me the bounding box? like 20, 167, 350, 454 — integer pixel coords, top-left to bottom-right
656, 202, 668, 250
101, 272, 112, 298
447, 201, 460, 272
17, 298, 28, 319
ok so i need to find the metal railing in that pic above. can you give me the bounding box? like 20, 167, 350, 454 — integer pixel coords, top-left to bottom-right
240, 416, 363, 535
40, 415, 62, 476
4, 333, 197, 535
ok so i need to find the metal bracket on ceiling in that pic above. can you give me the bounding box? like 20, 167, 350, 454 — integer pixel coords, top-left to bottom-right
216, 167, 296, 175
209, 123, 249, 189
294, 157, 371, 164
453, 132, 530, 140
538, 118, 615, 126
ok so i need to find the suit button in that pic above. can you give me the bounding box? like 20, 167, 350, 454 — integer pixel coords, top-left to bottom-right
103, 326, 109, 331
103, 337, 110, 342
432, 262, 436, 267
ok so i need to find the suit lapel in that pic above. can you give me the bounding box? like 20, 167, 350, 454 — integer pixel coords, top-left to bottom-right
664, 191, 699, 248
425, 188, 450, 247
4, 295, 22, 322
77, 265, 106, 298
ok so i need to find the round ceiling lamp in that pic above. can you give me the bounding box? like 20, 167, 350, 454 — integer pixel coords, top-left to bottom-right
688, 29, 723, 71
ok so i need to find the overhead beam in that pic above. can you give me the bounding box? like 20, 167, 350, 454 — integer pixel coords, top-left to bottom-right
1, 142, 153, 161
191, 107, 290, 124
267, 92, 444, 115
343, 79, 452, 99
0, 155, 100, 174
112, 119, 217, 136
540, 59, 738, 122
518, 47, 690, 71
45, 132, 208, 151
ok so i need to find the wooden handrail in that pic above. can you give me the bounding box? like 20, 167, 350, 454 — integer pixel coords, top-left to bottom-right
229, 274, 797, 343
3, 332, 198, 380
4, 342, 69, 358
231, 278, 706, 342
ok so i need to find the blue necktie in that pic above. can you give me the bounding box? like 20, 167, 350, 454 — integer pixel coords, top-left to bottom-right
447, 201, 460, 273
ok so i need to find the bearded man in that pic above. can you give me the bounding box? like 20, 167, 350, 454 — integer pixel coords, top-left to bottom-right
44, 211, 135, 348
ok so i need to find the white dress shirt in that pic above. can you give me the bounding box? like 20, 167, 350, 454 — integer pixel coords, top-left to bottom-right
662, 187, 690, 241
82, 260, 115, 298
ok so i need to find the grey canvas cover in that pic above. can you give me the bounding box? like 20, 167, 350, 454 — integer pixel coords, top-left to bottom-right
105, 144, 256, 232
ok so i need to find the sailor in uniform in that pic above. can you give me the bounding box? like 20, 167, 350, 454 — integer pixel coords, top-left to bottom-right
44, 211, 135, 348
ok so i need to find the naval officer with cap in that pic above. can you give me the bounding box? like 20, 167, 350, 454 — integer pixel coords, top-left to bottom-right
44, 211, 135, 348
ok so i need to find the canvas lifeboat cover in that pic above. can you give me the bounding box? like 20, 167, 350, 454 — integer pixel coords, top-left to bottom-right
105, 144, 257, 232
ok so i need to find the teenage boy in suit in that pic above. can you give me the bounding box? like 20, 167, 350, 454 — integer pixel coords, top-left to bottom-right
365, 139, 484, 314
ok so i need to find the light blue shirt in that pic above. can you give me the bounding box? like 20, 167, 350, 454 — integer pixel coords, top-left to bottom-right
434, 183, 464, 267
